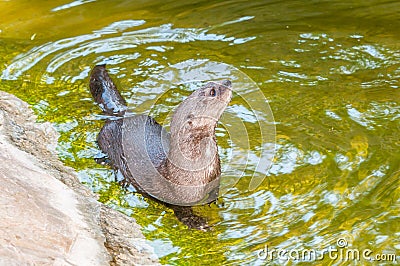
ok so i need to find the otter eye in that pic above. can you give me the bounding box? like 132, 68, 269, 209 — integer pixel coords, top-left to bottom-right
209, 88, 216, 97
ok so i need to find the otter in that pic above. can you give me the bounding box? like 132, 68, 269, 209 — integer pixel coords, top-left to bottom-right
89, 64, 232, 229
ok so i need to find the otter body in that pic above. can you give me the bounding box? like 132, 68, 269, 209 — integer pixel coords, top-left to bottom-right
89, 65, 232, 229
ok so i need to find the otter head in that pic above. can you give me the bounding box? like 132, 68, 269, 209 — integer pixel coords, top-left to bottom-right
170, 80, 232, 138
166, 80, 232, 184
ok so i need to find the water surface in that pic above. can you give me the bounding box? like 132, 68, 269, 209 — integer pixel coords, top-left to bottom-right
1, 1, 399, 265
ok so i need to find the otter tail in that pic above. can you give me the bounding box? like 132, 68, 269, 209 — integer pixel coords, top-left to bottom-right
89, 64, 127, 116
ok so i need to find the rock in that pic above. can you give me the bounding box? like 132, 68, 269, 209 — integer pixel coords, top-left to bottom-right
0, 91, 159, 265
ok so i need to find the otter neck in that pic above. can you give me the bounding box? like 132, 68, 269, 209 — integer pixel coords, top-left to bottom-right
164, 125, 221, 186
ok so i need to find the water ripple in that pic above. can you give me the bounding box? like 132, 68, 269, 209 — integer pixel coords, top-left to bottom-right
2, 19, 255, 80
52, 0, 96, 12
346, 102, 400, 130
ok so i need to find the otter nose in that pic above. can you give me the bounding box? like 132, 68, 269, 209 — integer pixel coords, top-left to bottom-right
221, 80, 232, 88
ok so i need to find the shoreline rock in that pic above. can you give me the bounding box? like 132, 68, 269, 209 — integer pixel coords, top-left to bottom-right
0, 91, 159, 265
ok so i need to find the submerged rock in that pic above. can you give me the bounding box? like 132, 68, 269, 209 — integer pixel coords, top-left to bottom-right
0, 91, 159, 265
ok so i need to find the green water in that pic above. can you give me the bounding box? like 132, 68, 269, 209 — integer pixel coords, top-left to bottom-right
1, 1, 399, 265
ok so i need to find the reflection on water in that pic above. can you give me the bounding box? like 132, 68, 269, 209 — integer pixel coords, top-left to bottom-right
1, 19, 253, 80
1, 0, 399, 264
